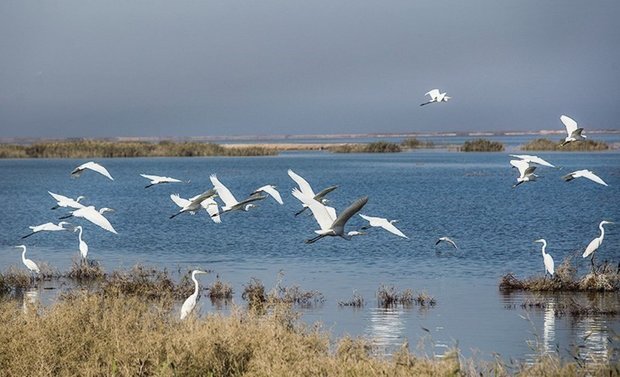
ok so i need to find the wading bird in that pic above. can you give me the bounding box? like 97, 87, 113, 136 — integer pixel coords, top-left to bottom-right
180, 270, 208, 320
71, 161, 114, 180
562, 170, 608, 186
169, 189, 218, 219
15, 245, 40, 282
560, 115, 587, 146
420, 89, 451, 106
251, 185, 283, 205
170, 193, 221, 223
288, 169, 338, 216
48, 191, 85, 210
359, 214, 408, 239
22, 221, 72, 239
74, 225, 89, 261
210, 174, 267, 215
510, 159, 538, 187
509, 154, 556, 168
534, 239, 555, 278
60, 206, 117, 234
292, 188, 368, 244
140, 174, 187, 188
435, 237, 458, 249
583, 221, 614, 272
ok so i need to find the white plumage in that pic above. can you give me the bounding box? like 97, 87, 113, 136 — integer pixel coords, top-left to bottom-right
359, 214, 408, 239
180, 270, 208, 320
562, 170, 608, 186
534, 239, 555, 276
140, 174, 185, 188
71, 161, 114, 180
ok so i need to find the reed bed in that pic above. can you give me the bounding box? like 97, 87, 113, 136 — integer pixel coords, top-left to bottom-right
401, 137, 435, 149
338, 291, 365, 307
460, 138, 505, 152
208, 278, 234, 300
377, 285, 436, 308
521, 138, 609, 151
328, 141, 402, 153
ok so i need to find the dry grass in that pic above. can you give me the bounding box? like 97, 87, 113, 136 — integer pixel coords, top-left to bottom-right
102, 265, 193, 300
208, 278, 234, 300
377, 285, 436, 308
460, 138, 505, 152
522, 138, 610, 151
1, 266, 33, 289
241, 275, 325, 310
338, 291, 365, 307
65, 259, 105, 281
328, 141, 402, 153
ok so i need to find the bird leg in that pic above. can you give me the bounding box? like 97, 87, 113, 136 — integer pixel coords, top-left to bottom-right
169, 212, 181, 219
58, 214, 73, 220
591, 254, 597, 276
51, 205, 59, 210
21, 232, 35, 239
144, 184, 155, 189
305, 234, 327, 244
294, 207, 307, 217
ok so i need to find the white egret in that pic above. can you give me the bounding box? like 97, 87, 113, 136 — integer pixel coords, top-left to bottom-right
74, 225, 89, 261
359, 214, 408, 239
170, 193, 221, 223
435, 237, 458, 249
534, 239, 555, 277
22, 221, 72, 239
251, 185, 283, 205
15, 245, 40, 282
140, 174, 187, 188
291, 188, 368, 244
180, 270, 208, 320
288, 169, 338, 216
560, 115, 587, 146
169, 189, 218, 219
562, 170, 608, 186
60, 206, 117, 234
48, 191, 85, 210
583, 221, 613, 271
420, 89, 451, 106
510, 159, 538, 187
71, 161, 114, 180
209, 174, 267, 215
509, 154, 556, 168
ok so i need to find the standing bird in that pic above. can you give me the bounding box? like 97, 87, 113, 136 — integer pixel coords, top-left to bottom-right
15, 245, 40, 283
510, 159, 538, 188
420, 89, 451, 106
169, 189, 218, 219
534, 239, 555, 278
140, 174, 187, 188
583, 221, 614, 272
22, 221, 72, 239
359, 214, 408, 239
170, 193, 221, 223
292, 188, 368, 244
74, 226, 89, 261
60, 206, 117, 234
435, 237, 458, 249
180, 270, 208, 320
560, 115, 587, 146
71, 161, 114, 180
288, 169, 338, 216
210, 174, 267, 215
509, 154, 556, 168
562, 170, 608, 186
251, 185, 284, 205
48, 191, 85, 210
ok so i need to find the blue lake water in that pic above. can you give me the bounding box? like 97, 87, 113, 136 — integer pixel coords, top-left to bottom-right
0, 150, 619, 363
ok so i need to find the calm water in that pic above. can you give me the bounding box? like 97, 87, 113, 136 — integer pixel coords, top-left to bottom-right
0, 150, 619, 362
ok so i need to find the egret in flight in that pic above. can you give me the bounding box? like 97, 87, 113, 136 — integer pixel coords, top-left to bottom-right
22, 221, 72, 239
251, 185, 283, 205
292, 188, 368, 244
435, 237, 458, 249
510, 159, 538, 188
420, 89, 451, 106
169, 189, 218, 219
509, 154, 555, 168
170, 193, 221, 223
288, 169, 338, 216
60, 206, 117, 234
534, 239, 555, 278
74, 226, 89, 261
560, 115, 587, 146
562, 170, 608, 186
71, 161, 114, 180
210, 174, 267, 215
583, 221, 614, 272
15, 245, 40, 282
359, 214, 408, 239
140, 174, 187, 188
180, 270, 208, 320
48, 191, 85, 210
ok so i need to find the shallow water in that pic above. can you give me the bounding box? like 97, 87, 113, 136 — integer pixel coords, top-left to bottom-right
0, 149, 619, 362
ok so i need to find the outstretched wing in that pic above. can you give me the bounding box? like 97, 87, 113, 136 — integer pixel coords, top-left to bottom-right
75, 207, 117, 234
254, 185, 283, 205
560, 115, 578, 136
210, 174, 238, 208
332, 196, 368, 230
576, 170, 608, 186
170, 194, 191, 209
288, 169, 315, 197
292, 188, 333, 230
425, 89, 440, 99
80, 162, 114, 180
201, 198, 221, 223
510, 159, 531, 178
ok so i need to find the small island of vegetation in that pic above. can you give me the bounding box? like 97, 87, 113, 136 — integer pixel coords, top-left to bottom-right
328, 141, 402, 153
460, 138, 504, 152
521, 138, 609, 151
401, 137, 435, 149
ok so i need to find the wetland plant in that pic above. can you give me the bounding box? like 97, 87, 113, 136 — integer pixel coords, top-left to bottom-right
208, 278, 234, 300
338, 292, 365, 307
66, 259, 105, 281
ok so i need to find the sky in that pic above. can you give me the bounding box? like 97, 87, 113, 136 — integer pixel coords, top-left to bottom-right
1, 1, 619, 138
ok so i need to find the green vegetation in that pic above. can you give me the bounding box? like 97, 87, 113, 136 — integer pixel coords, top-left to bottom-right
521, 138, 609, 151
401, 137, 435, 149
0, 140, 277, 158
460, 138, 505, 152
329, 141, 402, 153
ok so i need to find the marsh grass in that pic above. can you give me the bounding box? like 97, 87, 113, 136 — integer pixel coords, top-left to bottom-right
103, 265, 192, 299
338, 291, 365, 307
401, 137, 435, 149
65, 259, 105, 281
1, 266, 33, 289
522, 138, 610, 151
329, 141, 402, 153
377, 285, 436, 308
208, 278, 234, 300
460, 138, 504, 152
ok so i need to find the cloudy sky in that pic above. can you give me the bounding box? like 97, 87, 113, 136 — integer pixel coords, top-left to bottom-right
1, 1, 619, 138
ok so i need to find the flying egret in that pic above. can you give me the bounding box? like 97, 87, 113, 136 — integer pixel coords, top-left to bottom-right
251, 185, 283, 205
169, 189, 218, 219
140, 174, 187, 188
288, 169, 338, 216
22, 221, 72, 239
291, 188, 368, 244
435, 237, 458, 249
420, 89, 451, 106
509, 154, 556, 168
562, 170, 608, 186
560, 115, 587, 146
209, 174, 267, 215
359, 214, 408, 239
583, 221, 614, 272
170, 193, 221, 223
48, 191, 85, 210
15, 245, 40, 282
71, 161, 114, 180
74, 225, 89, 261
510, 159, 538, 187
180, 270, 208, 320
534, 239, 555, 277
60, 206, 117, 234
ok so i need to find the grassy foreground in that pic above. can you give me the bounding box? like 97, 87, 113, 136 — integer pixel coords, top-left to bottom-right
0, 293, 617, 377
